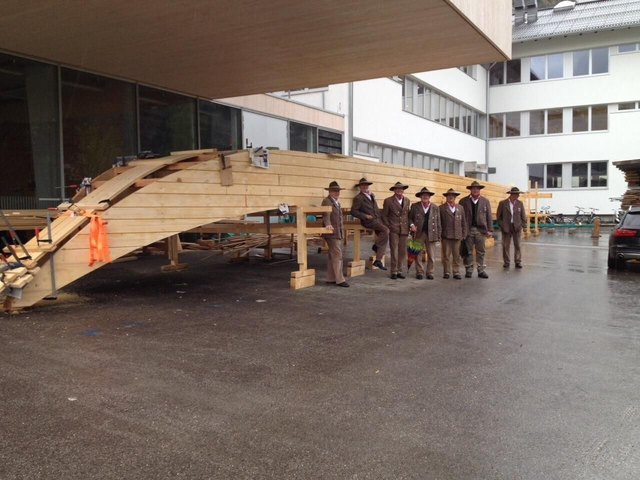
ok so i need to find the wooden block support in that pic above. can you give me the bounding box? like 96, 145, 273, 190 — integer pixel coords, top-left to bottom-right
347, 260, 366, 278
163, 234, 187, 272
290, 268, 316, 289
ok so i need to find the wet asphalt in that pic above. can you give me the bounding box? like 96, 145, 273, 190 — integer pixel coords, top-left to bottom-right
1, 227, 639, 480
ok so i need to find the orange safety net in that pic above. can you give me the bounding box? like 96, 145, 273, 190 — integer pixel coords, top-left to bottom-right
88, 216, 111, 266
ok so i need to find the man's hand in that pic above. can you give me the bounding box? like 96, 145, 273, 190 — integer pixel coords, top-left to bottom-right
326, 225, 334, 231
410, 224, 417, 233
365, 214, 373, 220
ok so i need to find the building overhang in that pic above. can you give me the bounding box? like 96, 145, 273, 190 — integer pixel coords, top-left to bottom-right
0, 0, 511, 99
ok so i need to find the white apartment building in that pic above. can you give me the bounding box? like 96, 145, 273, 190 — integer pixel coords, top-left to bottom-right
274, 0, 640, 217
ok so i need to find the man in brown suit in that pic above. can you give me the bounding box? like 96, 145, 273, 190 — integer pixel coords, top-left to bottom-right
321, 181, 349, 287
350, 177, 388, 270
409, 186, 441, 280
459, 180, 493, 279
382, 181, 411, 279
496, 186, 527, 269
439, 188, 468, 279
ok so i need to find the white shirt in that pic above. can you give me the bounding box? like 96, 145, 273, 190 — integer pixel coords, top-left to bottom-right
363, 192, 372, 201
396, 196, 404, 205
509, 200, 516, 223
448, 204, 456, 213
422, 205, 430, 215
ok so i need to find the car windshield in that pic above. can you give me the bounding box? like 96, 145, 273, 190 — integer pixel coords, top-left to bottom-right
621, 212, 640, 228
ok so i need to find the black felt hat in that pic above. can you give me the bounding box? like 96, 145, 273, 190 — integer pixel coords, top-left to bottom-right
415, 186, 435, 197
389, 181, 409, 191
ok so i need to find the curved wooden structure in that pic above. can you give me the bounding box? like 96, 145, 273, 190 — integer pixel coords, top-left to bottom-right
2, 149, 509, 310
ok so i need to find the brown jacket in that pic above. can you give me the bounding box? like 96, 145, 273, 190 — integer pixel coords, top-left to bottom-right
409, 202, 441, 241
351, 191, 383, 229
382, 195, 411, 235
459, 195, 493, 235
439, 202, 468, 240
321, 196, 343, 240
496, 198, 527, 233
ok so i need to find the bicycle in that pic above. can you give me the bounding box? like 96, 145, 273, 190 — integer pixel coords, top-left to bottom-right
573, 206, 598, 225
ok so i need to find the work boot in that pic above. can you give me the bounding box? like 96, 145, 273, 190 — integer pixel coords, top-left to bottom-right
478, 271, 489, 279
465, 271, 473, 278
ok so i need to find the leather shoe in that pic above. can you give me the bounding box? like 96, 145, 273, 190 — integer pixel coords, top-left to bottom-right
465, 271, 473, 278
416, 274, 423, 280
443, 273, 450, 279
396, 273, 405, 279
336, 281, 350, 287
503, 263, 510, 269
390, 274, 397, 279
373, 260, 387, 271
372, 244, 378, 252
453, 274, 462, 280
478, 271, 489, 279
515, 263, 523, 269
426, 274, 434, 280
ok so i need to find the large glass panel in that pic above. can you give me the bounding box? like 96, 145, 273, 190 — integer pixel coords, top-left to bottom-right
546, 164, 562, 188
243, 111, 288, 150
571, 162, 588, 188
489, 62, 504, 86
139, 86, 196, 155
447, 99, 455, 128
530, 110, 545, 135
528, 164, 544, 189
289, 121, 317, 153
489, 114, 503, 138
572, 106, 589, 132
573, 50, 589, 76
453, 102, 460, 129
61, 69, 136, 186
591, 105, 608, 131
439, 96, 446, 123
547, 108, 563, 134
416, 83, 424, 116
506, 59, 521, 84
505, 112, 521, 137
590, 161, 607, 187
618, 102, 636, 111
403, 77, 413, 111
199, 101, 241, 151
591, 47, 609, 74
430, 92, 440, 121
530, 56, 546, 81
0, 54, 60, 209
318, 129, 342, 154
423, 90, 432, 120
548, 53, 564, 79
618, 44, 637, 53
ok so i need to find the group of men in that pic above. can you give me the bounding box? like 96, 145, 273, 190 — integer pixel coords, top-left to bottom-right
322, 178, 527, 287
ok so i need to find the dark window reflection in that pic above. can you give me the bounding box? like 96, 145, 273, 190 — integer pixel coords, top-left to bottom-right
61, 69, 136, 187
0, 54, 60, 209
546, 164, 562, 188
528, 164, 544, 189
139, 86, 196, 155
199, 101, 241, 151
318, 129, 342, 154
489, 62, 504, 86
591, 161, 607, 187
289, 121, 317, 152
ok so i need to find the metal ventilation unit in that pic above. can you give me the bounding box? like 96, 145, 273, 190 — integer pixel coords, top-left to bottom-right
513, 0, 539, 25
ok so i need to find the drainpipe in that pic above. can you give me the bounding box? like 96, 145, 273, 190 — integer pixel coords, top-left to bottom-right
485, 63, 496, 181
347, 82, 354, 156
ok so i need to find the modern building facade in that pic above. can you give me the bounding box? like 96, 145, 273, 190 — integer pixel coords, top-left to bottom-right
0, 1, 511, 212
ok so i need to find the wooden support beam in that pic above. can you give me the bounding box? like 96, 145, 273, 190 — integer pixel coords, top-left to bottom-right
290, 268, 316, 289
220, 155, 234, 186
346, 226, 365, 277
162, 234, 187, 272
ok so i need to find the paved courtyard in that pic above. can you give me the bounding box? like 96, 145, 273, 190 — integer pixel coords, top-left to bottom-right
1, 228, 639, 479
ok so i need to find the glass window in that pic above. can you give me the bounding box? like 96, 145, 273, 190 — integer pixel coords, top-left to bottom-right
548, 109, 563, 134
591, 47, 609, 74
139, 86, 196, 155
489, 114, 503, 138
530, 56, 546, 81
447, 99, 455, 128
505, 112, 521, 137
618, 44, 637, 53
573, 50, 590, 76
590, 161, 607, 187
572, 163, 588, 188
199, 101, 241, 151
546, 164, 562, 189
439, 96, 446, 123
416, 84, 424, 116
430, 92, 440, 121
453, 103, 460, 130
404, 151, 413, 167
382, 147, 392, 163
506, 59, 521, 84
548, 53, 564, 79
619, 102, 636, 111
403, 77, 413, 111
0, 54, 60, 210
243, 111, 288, 150
529, 164, 544, 189
489, 62, 504, 85
289, 121, 317, 153
573, 106, 589, 132
423, 90, 432, 119
318, 129, 342, 154
591, 105, 608, 131
530, 110, 545, 135
62, 69, 137, 187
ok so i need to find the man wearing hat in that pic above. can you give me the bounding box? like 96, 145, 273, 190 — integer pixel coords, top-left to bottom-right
496, 187, 527, 269
321, 181, 349, 287
382, 182, 411, 279
459, 180, 493, 279
409, 187, 441, 279
439, 188, 468, 279
350, 177, 388, 270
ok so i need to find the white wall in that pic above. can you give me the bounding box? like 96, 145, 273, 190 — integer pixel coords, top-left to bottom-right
352, 77, 486, 164
414, 66, 487, 113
